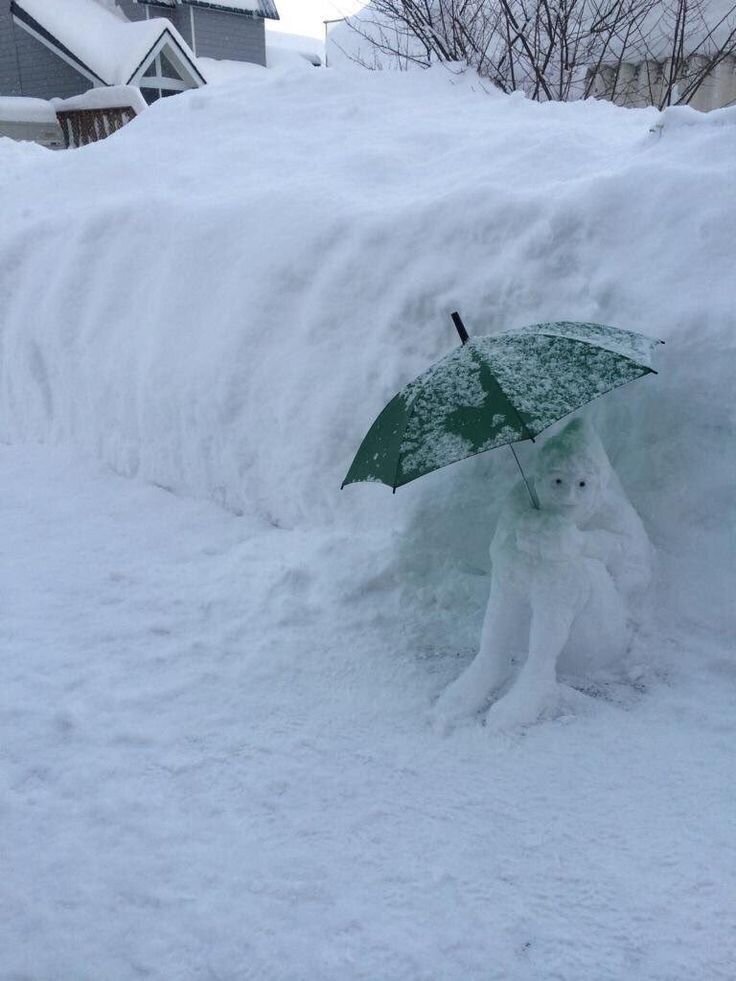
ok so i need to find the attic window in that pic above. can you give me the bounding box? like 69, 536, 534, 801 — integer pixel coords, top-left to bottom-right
138, 51, 188, 91
159, 53, 179, 77
135, 40, 203, 102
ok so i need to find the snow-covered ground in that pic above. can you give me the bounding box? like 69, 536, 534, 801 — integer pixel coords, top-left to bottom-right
0, 63, 735, 978
2, 442, 734, 980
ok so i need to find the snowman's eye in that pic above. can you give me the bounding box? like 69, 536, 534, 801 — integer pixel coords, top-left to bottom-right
555, 478, 563, 485
579, 481, 586, 488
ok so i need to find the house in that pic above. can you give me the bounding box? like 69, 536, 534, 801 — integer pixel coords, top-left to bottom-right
0, 0, 280, 104
587, 53, 736, 113
113, 0, 279, 66
585, 1, 736, 112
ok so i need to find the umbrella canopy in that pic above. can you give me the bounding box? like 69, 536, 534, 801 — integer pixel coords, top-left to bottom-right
342, 319, 661, 499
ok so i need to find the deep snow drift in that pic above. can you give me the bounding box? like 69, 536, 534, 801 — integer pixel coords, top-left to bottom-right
0, 62, 735, 979
0, 65, 733, 656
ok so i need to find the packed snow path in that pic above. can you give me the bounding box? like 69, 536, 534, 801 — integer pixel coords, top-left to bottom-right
1, 445, 734, 981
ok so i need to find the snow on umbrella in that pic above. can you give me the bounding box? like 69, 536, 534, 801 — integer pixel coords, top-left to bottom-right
342, 314, 662, 507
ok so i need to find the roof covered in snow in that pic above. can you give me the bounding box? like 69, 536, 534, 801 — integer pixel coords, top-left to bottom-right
51, 84, 149, 114
179, 0, 279, 19
11, 0, 204, 86
137, 0, 278, 13
0, 95, 58, 123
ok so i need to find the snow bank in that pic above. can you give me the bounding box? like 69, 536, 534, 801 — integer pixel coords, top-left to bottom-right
0, 65, 734, 660
0, 133, 51, 170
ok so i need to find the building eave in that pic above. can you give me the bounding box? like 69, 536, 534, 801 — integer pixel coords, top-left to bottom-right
178, 0, 279, 21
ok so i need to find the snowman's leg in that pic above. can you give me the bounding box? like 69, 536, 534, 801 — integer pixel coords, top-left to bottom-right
486, 566, 587, 729
434, 583, 526, 728
559, 559, 629, 677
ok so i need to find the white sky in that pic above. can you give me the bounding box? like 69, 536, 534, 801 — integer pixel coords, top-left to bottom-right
268, 0, 365, 39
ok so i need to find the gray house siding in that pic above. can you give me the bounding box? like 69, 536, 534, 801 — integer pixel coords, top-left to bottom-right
115, 0, 148, 21
120, 5, 267, 62
115, 2, 192, 45
192, 8, 265, 64
172, 7, 193, 47
0, 2, 22, 94
8, 25, 91, 99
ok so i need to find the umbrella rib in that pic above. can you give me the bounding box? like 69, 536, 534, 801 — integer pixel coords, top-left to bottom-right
390, 391, 418, 492
535, 331, 659, 375
478, 350, 537, 443
482, 333, 656, 442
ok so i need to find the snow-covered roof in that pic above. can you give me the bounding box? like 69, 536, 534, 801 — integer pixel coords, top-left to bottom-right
179, 0, 279, 19
51, 84, 149, 114
11, 0, 205, 86
0, 95, 58, 123
136, 0, 278, 14
266, 31, 321, 67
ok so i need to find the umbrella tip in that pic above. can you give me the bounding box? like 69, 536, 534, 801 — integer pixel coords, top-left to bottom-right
451, 312, 469, 345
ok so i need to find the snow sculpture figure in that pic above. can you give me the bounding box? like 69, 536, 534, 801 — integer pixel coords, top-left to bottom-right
434, 417, 652, 732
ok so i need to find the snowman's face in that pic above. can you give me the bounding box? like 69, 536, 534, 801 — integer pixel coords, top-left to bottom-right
535, 457, 601, 522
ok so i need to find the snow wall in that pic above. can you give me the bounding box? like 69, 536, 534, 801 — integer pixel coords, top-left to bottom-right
1, 66, 734, 660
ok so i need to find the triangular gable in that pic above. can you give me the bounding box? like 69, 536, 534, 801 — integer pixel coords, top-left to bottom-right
12, 0, 204, 87
129, 30, 207, 92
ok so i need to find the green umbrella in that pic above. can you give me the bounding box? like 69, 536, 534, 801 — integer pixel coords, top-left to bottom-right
342, 314, 662, 507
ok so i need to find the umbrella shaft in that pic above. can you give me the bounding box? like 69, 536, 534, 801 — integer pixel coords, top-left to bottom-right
509, 445, 540, 510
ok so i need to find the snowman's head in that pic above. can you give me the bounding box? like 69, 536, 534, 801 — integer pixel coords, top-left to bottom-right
534, 418, 608, 522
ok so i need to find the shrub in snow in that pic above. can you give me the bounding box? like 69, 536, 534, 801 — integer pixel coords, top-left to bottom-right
434, 419, 652, 732
335, 0, 736, 110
